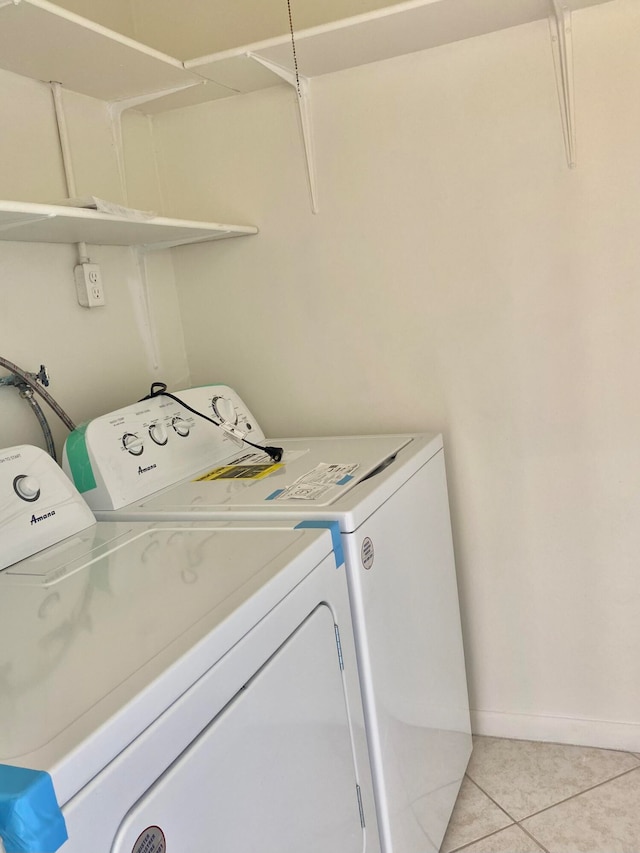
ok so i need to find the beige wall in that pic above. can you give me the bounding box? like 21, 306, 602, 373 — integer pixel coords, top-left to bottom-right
0, 69, 190, 457
153, 0, 640, 748
2, 0, 638, 751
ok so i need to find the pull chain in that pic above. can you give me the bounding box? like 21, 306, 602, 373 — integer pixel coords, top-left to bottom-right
287, 0, 302, 98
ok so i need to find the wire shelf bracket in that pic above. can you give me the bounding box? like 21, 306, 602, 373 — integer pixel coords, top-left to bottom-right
247, 52, 319, 214
549, 0, 576, 169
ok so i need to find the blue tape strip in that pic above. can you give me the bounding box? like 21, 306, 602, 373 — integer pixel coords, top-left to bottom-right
294, 521, 344, 569
0, 765, 68, 853
336, 475, 353, 486
265, 489, 285, 501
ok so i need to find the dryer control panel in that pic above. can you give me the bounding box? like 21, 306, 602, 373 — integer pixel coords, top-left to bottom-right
0, 444, 96, 571
62, 385, 265, 511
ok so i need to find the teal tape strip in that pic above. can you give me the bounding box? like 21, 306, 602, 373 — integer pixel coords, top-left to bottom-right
0, 765, 68, 853
265, 489, 284, 501
336, 475, 353, 485
64, 423, 96, 494
294, 521, 344, 568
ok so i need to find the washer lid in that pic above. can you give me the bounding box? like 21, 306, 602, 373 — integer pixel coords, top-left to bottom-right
0, 520, 332, 805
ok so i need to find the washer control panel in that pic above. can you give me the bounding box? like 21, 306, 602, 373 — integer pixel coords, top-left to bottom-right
62, 385, 265, 511
0, 445, 96, 571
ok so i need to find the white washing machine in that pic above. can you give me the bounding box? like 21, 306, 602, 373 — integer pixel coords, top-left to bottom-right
0, 445, 380, 853
63, 384, 473, 853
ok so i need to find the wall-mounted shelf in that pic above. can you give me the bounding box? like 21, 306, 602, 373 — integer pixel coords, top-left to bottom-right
0, 0, 614, 111
179, 0, 611, 107
0, 200, 257, 249
0, 0, 208, 102
0, 0, 615, 214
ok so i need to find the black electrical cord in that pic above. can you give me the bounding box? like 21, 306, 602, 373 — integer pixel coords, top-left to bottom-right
140, 383, 284, 463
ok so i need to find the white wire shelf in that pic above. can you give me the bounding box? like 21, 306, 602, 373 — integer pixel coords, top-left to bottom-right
0, 200, 258, 249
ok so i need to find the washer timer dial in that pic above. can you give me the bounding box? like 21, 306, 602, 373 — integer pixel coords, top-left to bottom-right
122, 433, 144, 456
172, 416, 190, 437
212, 396, 237, 425
149, 423, 168, 446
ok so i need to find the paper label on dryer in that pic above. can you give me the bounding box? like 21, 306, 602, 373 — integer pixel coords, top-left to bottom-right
194, 463, 282, 481
295, 463, 359, 487
273, 482, 333, 501
269, 463, 359, 501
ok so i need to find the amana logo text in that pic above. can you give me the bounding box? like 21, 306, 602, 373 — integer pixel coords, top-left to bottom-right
138, 463, 157, 475
31, 510, 56, 525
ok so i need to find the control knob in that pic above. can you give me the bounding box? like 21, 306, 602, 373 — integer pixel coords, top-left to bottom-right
172, 416, 190, 437
13, 475, 41, 502
122, 432, 144, 456
212, 396, 237, 425
149, 423, 168, 446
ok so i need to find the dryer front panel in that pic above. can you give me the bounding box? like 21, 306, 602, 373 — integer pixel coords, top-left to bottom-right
344, 450, 471, 852
111, 604, 365, 853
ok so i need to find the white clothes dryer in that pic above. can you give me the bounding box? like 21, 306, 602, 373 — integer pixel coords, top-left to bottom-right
0, 445, 379, 853
64, 385, 472, 853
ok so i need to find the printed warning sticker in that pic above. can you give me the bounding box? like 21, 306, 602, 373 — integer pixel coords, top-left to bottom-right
296, 463, 359, 486
192, 448, 310, 483
194, 463, 282, 482
269, 463, 359, 501
275, 482, 333, 501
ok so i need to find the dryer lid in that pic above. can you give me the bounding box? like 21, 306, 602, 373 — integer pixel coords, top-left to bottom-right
0, 520, 332, 805
132, 433, 441, 530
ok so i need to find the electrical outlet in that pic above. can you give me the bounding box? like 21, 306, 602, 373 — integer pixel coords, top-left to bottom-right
74, 263, 105, 308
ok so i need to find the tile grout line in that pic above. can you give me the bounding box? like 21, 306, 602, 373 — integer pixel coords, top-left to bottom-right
451, 742, 640, 851
514, 764, 640, 824
447, 818, 552, 853
446, 824, 516, 853
466, 754, 640, 821
516, 820, 553, 853
464, 773, 522, 823
458, 763, 640, 852
444, 775, 516, 853
511, 765, 640, 853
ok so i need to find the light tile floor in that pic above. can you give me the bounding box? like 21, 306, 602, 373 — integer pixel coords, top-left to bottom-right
441, 736, 640, 853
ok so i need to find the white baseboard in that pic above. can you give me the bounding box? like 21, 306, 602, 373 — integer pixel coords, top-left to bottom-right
471, 708, 640, 753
